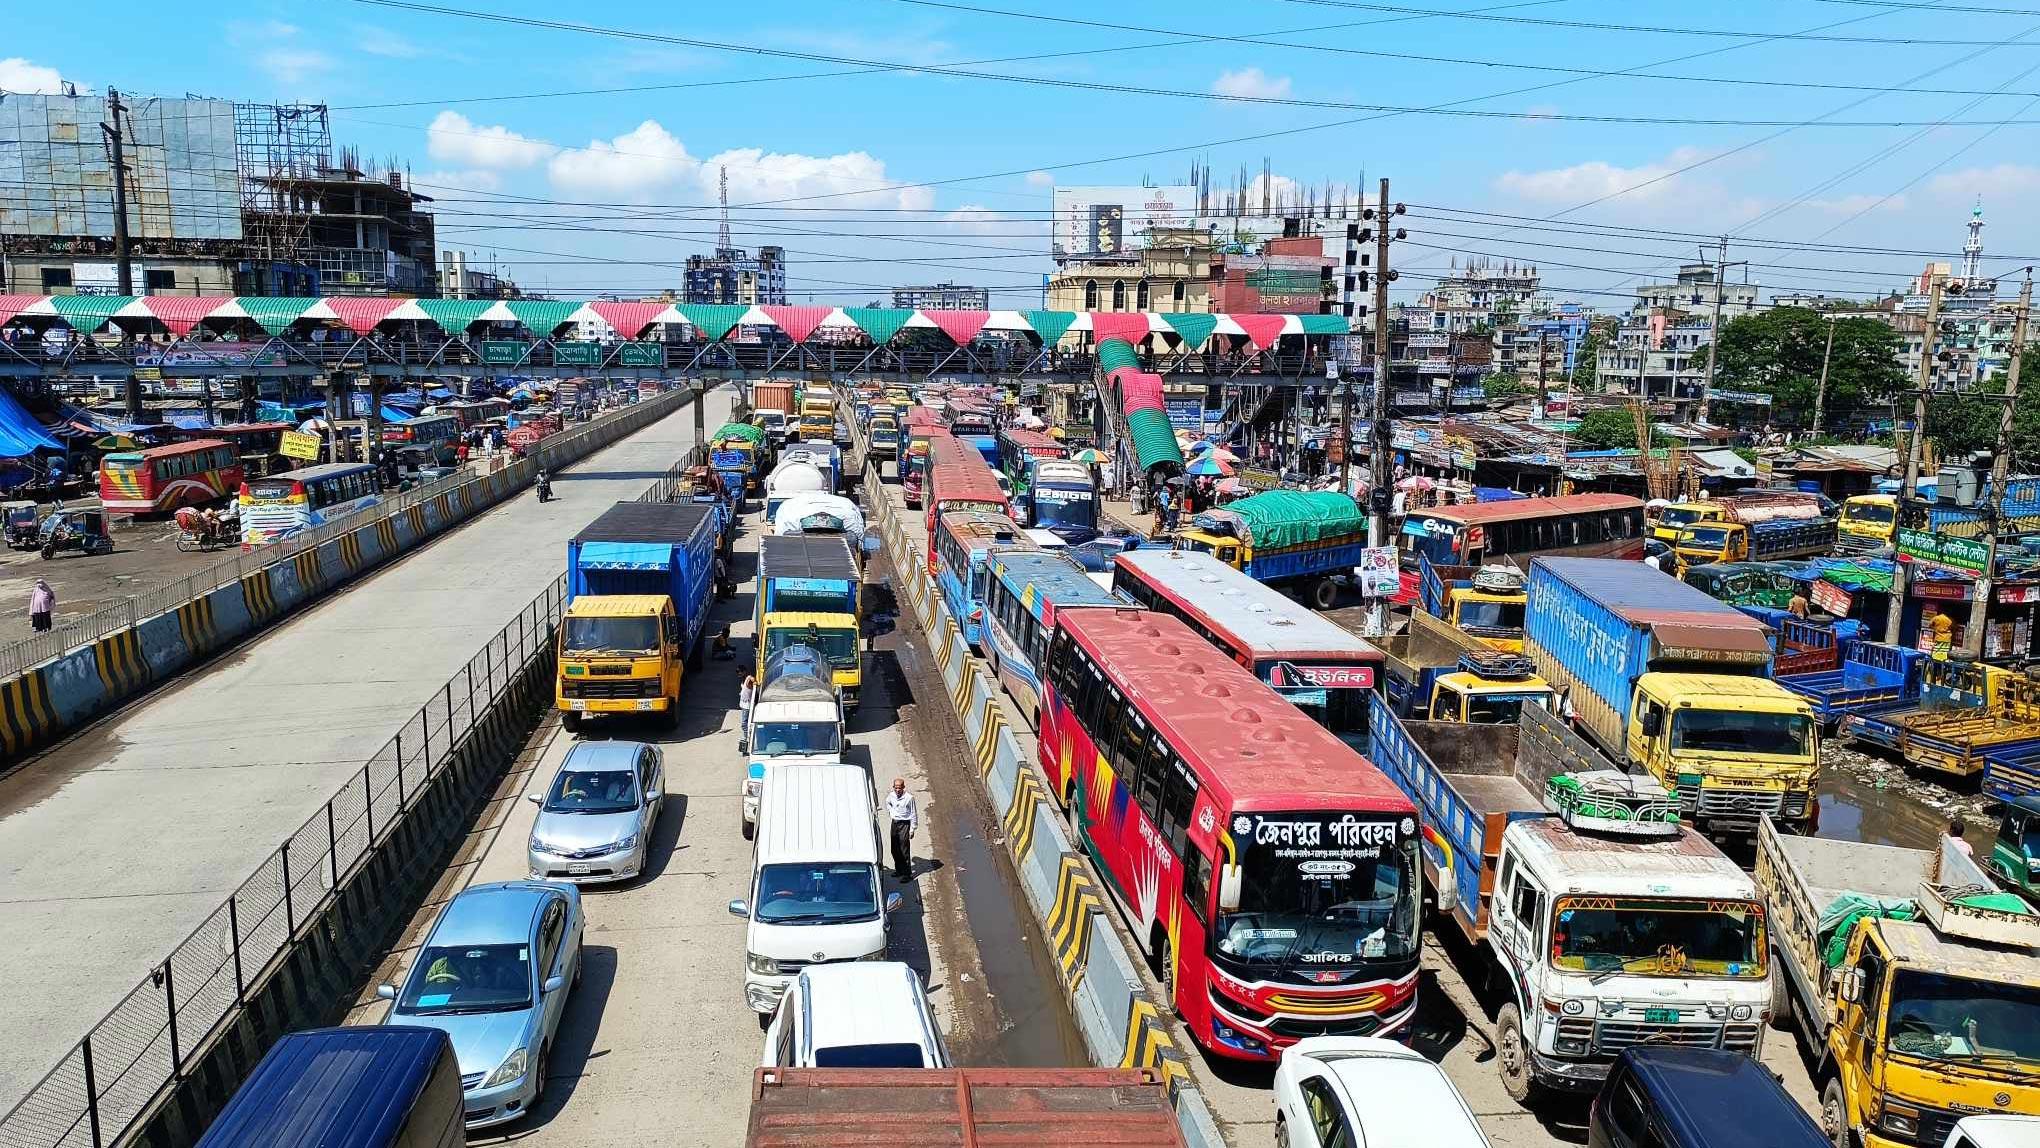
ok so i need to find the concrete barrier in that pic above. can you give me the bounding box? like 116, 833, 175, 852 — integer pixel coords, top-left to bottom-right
0, 385, 700, 771
864, 463, 1226, 1148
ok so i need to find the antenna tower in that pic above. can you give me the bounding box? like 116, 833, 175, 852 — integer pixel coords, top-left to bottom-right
718, 165, 732, 253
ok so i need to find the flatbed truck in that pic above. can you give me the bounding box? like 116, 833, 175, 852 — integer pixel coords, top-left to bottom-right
1367, 608, 1554, 721
1174, 489, 1369, 609
744, 1067, 1185, 1146
1756, 819, 2040, 1148
1420, 554, 1528, 652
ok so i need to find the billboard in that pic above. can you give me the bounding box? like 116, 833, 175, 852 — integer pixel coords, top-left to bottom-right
0, 95, 243, 241
1052, 185, 1196, 259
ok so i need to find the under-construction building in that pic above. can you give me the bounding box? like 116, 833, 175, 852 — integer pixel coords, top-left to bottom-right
0, 92, 433, 297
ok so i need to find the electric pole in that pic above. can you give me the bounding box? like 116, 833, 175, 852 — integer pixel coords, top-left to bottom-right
1963, 270, 2031, 658
1813, 313, 1837, 438
102, 89, 133, 297
1886, 272, 1947, 644
1536, 328, 1551, 416
1363, 179, 1403, 637
1697, 238, 1748, 425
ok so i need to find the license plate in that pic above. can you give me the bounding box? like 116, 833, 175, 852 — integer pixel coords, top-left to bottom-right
566, 700, 587, 711
567, 864, 591, 875
1644, 1007, 1679, 1023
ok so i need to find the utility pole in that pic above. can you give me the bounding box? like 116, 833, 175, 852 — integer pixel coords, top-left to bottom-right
1697, 238, 1748, 425
1813, 313, 1837, 438
1363, 178, 1402, 637
1886, 273, 1947, 645
102, 89, 133, 297
1536, 327, 1551, 415
1963, 270, 2031, 658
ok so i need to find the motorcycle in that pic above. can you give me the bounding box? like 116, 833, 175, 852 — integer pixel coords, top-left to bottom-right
535, 472, 554, 503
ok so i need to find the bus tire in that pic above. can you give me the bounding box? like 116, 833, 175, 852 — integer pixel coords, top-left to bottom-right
1309, 577, 1337, 611
1148, 925, 1176, 1011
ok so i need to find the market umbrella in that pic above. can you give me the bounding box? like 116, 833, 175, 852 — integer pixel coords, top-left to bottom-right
297, 418, 330, 433
1397, 475, 1436, 491
1216, 477, 1244, 494
93, 434, 139, 451
1183, 455, 1234, 477
1070, 447, 1108, 464
1205, 446, 1240, 463
1186, 438, 1214, 453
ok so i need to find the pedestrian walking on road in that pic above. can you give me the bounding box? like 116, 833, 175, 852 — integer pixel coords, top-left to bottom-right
28, 577, 53, 633
886, 777, 919, 883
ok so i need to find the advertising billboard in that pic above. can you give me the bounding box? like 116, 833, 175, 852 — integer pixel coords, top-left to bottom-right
1052, 185, 1196, 259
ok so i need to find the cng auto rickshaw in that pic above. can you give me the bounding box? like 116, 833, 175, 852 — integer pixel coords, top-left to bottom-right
3, 500, 40, 550
38, 507, 112, 559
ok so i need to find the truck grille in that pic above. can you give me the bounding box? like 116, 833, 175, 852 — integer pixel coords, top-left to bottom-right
1556, 1018, 1759, 1053
1698, 789, 1784, 821
563, 679, 660, 699
1912, 1107, 1965, 1147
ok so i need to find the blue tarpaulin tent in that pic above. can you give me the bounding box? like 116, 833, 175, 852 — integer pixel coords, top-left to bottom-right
0, 388, 63, 456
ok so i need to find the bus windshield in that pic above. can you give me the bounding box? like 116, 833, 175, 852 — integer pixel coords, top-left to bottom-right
1845, 501, 1897, 527
563, 616, 660, 655
1671, 709, 1813, 758
1550, 896, 1765, 978
1215, 815, 1419, 967
1887, 971, 2040, 1067
1032, 484, 1097, 531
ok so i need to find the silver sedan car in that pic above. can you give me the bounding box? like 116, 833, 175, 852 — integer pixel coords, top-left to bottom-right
377, 881, 584, 1129
526, 740, 665, 884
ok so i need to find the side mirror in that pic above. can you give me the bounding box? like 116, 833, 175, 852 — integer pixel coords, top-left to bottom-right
666, 617, 682, 643
1641, 710, 1662, 738
1432, 864, 1458, 914
1218, 863, 1244, 913
727, 899, 751, 919
375, 983, 398, 1001
542, 974, 566, 995
884, 892, 903, 913
527, 793, 542, 806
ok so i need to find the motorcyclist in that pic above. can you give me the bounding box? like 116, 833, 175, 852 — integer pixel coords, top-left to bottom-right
535, 468, 553, 502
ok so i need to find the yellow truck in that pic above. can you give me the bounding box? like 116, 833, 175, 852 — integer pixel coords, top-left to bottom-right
798, 390, 836, 443
557, 502, 722, 732
754, 534, 863, 710
1839, 493, 1899, 554
1758, 819, 2040, 1148
1650, 489, 1829, 546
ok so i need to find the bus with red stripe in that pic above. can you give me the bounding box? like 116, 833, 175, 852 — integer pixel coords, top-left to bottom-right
98, 439, 243, 514
1110, 547, 1383, 755
900, 409, 947, 508
1039, 606, 1420, 1062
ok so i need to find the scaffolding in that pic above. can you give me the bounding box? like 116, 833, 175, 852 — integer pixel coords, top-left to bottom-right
233, 101, 331, 266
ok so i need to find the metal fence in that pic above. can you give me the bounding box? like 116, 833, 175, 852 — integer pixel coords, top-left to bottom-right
0, 386, 694, 681
0, 576, 568, 1148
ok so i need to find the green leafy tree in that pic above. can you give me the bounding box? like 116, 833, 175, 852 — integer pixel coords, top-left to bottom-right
1573, 407, 1642, 450
1711, 307, 1905, 430
1483, 373, 1530, 400
1571, 320, 1613, 389
1926, 345, 2040, 465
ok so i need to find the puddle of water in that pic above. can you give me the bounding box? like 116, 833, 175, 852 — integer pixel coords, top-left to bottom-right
1815, 769, 1957, 850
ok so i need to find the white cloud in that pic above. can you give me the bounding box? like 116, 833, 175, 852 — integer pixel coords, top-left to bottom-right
1928, 164, 2040, 201
1025, 170, 1056, 188
548, 120, 697, 197
711, 146, 932, 210
1495, 147, 1707, 204
0, 58, 65, 94
1803, 193, 1906, 215
428, 110, 557, 170
413, 169, 501, 193
1212, 67, 1292, 100
258, 48, 335, 85
356, 26, 423, 59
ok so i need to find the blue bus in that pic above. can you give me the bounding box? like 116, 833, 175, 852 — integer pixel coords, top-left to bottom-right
931, 509, 1036, 650
1024, 458, 1101, 544
980, 550, 1122, 728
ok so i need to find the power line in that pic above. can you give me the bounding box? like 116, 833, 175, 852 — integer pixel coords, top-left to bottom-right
1275, 0, 2040, 45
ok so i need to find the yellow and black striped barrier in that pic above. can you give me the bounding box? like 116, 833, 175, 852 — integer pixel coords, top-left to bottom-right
292, 550, 323, 594
0, 672, 55, 758
1119, 998, 1192, 1098
1047, 854, 1103, 991
174, 596, 217, 656
337, 530, 364, 574
92, 630, 147, 696
241, 571, 279, 623
972, 701, 1006, 778
1002, 767, 1043, 861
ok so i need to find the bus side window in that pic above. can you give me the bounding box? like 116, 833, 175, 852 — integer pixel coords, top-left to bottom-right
1159, 755, 1197, 856
1183, 845, 1213, 923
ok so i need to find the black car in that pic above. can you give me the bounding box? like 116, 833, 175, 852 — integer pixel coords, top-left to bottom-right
1589, 1049, 1824, 1148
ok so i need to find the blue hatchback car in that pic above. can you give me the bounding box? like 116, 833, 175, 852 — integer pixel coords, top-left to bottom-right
377, 881, 584, 1129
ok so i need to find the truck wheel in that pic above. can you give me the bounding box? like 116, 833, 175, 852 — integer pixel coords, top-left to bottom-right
1496, 1003, 1541, 1107
1769, 969, 1795, 1031
742, 814, 755, 841
1309, 577, 1338, 611
1821, 1078, 1852, 1148
562, 711, 583, 734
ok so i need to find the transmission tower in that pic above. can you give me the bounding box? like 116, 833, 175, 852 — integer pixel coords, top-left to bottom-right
718, 165, 732, 254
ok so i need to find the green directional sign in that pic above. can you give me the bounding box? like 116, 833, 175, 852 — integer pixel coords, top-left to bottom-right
1897, 526, 1989, 574
481, 340, 531, 365
551, 341, 602, 365
617, 342, 666, 367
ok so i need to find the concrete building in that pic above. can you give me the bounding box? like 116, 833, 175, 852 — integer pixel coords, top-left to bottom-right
893, 281, 989, 310
1404, 259, 1548, 335
1045, 226, 1213, 313
1208, 235, 1334, 314
438, 251, 520, 300
682, 245, 786, 306
1595, 263, 1763, 404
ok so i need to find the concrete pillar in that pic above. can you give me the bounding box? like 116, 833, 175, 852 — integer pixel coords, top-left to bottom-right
693, 381, 707, 443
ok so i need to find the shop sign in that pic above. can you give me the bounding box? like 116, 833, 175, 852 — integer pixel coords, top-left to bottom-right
1911, 579, 1970, 602
1239, 466, 1283, 491
1896, 527, 1988, 575
279, 430, 322, 461
1810, 580, 1852, 616
2000, 584, 2040, 605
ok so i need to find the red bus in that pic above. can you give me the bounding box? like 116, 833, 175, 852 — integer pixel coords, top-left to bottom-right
1111, 547, 1383, 754
1040, 607, 1421, 1062
922, 434, 1010, 566
99, 439, 242, 514
900, 409, 947, 508
178, 421, 291, 477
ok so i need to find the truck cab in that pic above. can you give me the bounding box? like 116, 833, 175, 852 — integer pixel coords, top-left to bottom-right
1421, 558, 1527, 652
1673, 522, 1751, 570
1624, 673, 1819, 835
868, 414, 899, 460
1651, 501, 1726, 546
1838, 494, 1898, 554
741, 646, 846, 838
557, 594, 685, 732
752, 409, 788, 447
1484, 798, 1770, 1103
1428, 654, 1555, 724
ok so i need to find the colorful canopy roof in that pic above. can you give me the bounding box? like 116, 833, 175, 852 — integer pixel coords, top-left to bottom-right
0, 294, 1342, 348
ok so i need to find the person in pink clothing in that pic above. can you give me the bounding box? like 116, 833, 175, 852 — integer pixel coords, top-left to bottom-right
28, 577, 53, 633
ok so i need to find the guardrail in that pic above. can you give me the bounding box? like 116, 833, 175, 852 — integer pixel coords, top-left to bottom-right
0, 387, 692, 682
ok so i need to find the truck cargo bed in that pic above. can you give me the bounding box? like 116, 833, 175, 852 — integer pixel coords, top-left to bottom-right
745, 1067, 1186, 1146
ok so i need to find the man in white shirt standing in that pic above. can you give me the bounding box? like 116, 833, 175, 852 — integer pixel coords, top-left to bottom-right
886, 777, 919, 883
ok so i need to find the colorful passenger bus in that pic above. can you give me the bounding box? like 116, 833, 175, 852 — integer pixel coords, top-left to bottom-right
981, 550, 1121, 727
1112, 547, 1382, 753
1040, 606, 1420, 1061
900, 410, 946, 508
944, 401, 998, 467
997, 426, 1067, 495
932, 510, 1038, 650
238, 462, 384, 548
388, 413, 461, 464
1023, 458, 1100, 543
1398, 493, 1646, 570
172, 421, 291, 477
922, 435, 1011, 564
98, 439, 242, 514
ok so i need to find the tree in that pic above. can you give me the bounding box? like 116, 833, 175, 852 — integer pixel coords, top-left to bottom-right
1926, 344, 2040, 466
1573, 407, 1642, 450
1571, 320, 1613, 389
1711, 306, 1905, 430
1483, 373, 1530, 401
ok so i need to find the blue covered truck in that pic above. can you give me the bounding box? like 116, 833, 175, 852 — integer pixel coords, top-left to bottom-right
1775, 638, 1924, 727
1173, 490, 1370, 609
557, 501, 723, 731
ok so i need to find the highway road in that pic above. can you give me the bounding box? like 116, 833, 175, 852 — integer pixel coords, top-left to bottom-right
0, 385, 734, 1113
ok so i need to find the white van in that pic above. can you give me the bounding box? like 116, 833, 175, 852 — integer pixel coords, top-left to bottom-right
759, 961, 948, 1069
728, 762, 900, 1014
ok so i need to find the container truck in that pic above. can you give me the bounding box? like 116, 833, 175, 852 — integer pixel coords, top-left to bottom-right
1420, 554, 1528, 651
1174, 489, 1370, 609
755, 534, 863, 710
744, 1067, 1186, 1146
558, 501, 722, 732
1525, 557, 1820, 837
1756, 818, 2040, 1148
750, 380, 796, 446
740, 645, 845, 839
1368, 694, 1772, 1105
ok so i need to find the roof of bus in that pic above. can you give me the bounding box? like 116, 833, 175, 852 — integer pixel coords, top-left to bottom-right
1000, 427, 1061, 448
188, 421, 290, 434
1412, 493, 1642, 526
401, 412, 457, 423
1059, 607, 1411, 814
259, 461, 380, 482
989, 551, 1121, 611
1114, 548, 1381, 663
124, 437, 231, 458
939, 510, 1029, 549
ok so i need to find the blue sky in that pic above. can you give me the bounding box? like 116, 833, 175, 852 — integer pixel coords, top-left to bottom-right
11, 0, 2040, 307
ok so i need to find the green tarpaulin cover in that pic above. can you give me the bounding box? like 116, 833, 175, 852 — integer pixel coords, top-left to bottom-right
1125, 407, 1183, 473
1096, 337, 1140, 375
1023, 310, 1077, 346
1818, 894, 1917, 968
415, 298, 495, 331
711, 422, 764, 445
845, 307, 913, 345
1162, 313, 1219, 348
677, 304, 748, 341
1204, 490, 1368, 550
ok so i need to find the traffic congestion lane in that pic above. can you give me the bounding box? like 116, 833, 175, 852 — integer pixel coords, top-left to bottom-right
0, 386, 734, 1113
349, 505, 1045, 1147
